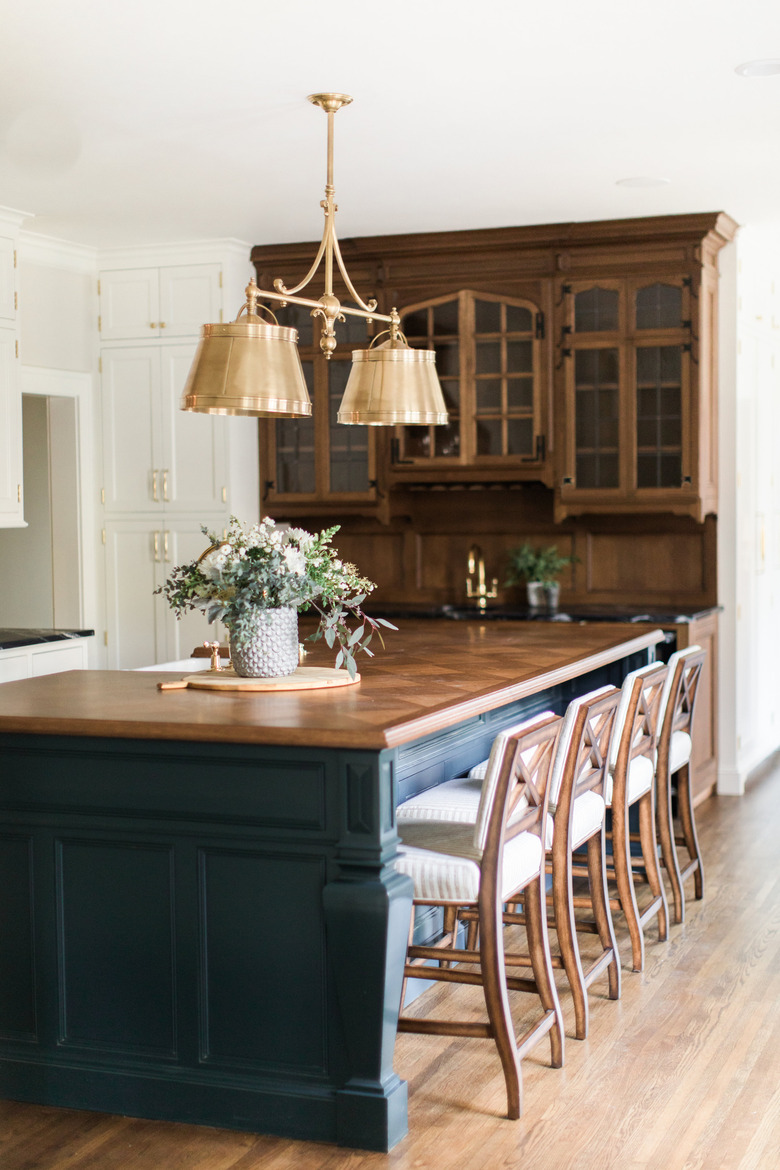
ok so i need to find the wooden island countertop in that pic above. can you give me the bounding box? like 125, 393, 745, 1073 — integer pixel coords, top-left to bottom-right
0, 621, 663, 750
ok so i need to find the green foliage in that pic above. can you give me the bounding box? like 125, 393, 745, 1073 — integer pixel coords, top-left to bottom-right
155, 516, 396, 678
504, 542, 577, 587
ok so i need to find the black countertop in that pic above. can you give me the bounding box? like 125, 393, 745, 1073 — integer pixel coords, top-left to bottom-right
0, 629, 95, 651
368, 604, 720, 625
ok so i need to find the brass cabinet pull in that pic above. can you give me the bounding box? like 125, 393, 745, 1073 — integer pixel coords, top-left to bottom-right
150, 322, 157, 329
162, 469, 169, 502
153, 531, 161, 562
163, 531, 170, 562
159, 321, 166, 328
152, 470, 159, 501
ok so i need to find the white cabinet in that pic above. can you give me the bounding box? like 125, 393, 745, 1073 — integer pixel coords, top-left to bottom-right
101, 343, 228, 514
0, 326, 23, 525
99, 264, 222, 340
0, 637, 93, 682
104, 519, 224, 669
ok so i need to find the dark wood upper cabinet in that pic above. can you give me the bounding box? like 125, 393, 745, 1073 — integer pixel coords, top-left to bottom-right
251, 212, 736, 522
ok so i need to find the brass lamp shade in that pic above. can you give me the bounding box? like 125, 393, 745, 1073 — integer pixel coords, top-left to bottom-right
337, 339, 448, 425
181, 318, 311, 417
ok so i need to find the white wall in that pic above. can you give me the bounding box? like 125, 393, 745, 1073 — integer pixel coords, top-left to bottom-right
718, 226, 780, 793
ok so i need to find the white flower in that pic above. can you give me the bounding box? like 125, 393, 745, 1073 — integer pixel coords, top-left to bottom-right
283, 547, 306, 576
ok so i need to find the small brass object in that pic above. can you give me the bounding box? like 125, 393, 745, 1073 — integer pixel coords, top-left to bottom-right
465, 544, 498, 611
205, 641, 223, 672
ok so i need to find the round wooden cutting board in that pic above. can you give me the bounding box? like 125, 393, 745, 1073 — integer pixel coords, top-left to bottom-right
158, 666, 360, 692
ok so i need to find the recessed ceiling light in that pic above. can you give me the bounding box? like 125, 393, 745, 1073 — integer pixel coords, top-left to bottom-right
735, 59, 780, 77
616, 177, 670, 189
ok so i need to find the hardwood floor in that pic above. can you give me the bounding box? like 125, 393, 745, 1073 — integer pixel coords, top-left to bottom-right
2, 761, 779, 1170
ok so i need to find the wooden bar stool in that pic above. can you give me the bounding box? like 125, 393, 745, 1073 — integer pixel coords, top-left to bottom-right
655, 645, 707, 924
395, 714, 565, 1120
540, 685, 622, 1040
592, 662, 669, 972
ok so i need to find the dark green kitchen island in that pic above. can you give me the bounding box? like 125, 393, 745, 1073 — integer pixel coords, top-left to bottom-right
0, 621, 662, 1151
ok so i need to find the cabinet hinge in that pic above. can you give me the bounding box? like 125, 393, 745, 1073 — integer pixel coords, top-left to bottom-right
102, 527, 106, 544
13, 249, 17, 268
98, 314, 102, 331
14, 291, 18, 310
535, 312, 545, 339
100, 487, 105, 505
97, 278, 101, 295
219, 308, 223, 323
219, 271, 223, 288
15, 339, 18, 358
98, 356, 102, 373
104, 631, 109, 646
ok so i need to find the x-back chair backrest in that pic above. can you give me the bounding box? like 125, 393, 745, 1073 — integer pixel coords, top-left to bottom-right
478, 713, 562, 887
609, 661, 669, 777
549, 686, 621, 827
657, 646, 705, 761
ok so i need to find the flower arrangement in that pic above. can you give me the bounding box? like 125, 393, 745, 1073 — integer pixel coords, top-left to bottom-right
157, 516, 396, 678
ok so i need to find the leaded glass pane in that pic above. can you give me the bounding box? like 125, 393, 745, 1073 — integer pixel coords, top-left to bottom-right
475, 341, 501, 375
574, 348, 620, 488
506, 339, 533, 373
635, 283, 683, 330
434, 422, 460, 457
505, 304, 533, 333
474, 299, 502, 334
574, 287, 619, 332
276, 363, 315, 492
434, 342, 459, 377
507, 417, 534, 456
432, 299, 459, 335
506, 377, 533, 409
635, 345, 683, 488
328, 360, 368, 493
476, 417, 501, 455
476, 379, 502, 413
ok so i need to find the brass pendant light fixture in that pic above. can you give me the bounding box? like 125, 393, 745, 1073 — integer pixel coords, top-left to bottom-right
181, 93, 447, 426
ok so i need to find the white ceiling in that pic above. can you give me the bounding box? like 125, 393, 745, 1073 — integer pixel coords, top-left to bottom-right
2, 0, 780, 250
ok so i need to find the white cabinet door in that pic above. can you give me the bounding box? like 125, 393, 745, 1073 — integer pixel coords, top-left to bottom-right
104, 521, 164, 669
159, 343, 228, 514
0, 235, 16, 323
160, 520, 224, 661
101, 347, 162, 513
100, 264, 222, 340
159, 264, 222, 337
99, 268, 160, 340
105, 519, 224, 669
0, 326, 24, 526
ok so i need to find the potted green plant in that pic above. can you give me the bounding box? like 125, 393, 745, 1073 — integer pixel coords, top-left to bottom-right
504, 542, 577, 610
156, 516, 395, 679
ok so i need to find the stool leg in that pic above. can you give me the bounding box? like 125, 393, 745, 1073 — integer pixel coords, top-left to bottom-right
587, 832, 621, 1002
478, 872, 522, 1119
676, 762, 704, 900
656, 762, 685, 925
524, 874, 564, 1068
551, 844, 589, 1040
638, 786, 668, 942
611, 794, 645, 972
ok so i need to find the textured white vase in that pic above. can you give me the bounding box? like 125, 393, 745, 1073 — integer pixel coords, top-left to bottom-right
229, 607, 299, 678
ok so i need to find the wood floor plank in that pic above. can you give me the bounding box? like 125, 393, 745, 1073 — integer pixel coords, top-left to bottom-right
1, 764, 779, 1169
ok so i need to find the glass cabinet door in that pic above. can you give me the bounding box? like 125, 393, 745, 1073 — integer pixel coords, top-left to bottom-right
262, 304, 375, 510
396, 290, 545, 471
560, 277, 691, 507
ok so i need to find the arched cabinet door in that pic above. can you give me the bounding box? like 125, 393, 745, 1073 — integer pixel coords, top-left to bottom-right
389, 289, 551, 486
556, 275, 707, 521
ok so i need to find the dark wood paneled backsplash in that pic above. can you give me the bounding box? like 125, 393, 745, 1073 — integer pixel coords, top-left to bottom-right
285, 486, 717, 610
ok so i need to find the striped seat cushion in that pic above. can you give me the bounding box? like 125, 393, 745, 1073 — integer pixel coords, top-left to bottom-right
395, 829, 543, 903
604, 754, 654, 806
397, 774, 483, 824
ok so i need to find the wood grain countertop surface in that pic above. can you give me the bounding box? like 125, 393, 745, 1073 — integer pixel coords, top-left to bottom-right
0, 621, 664, 751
